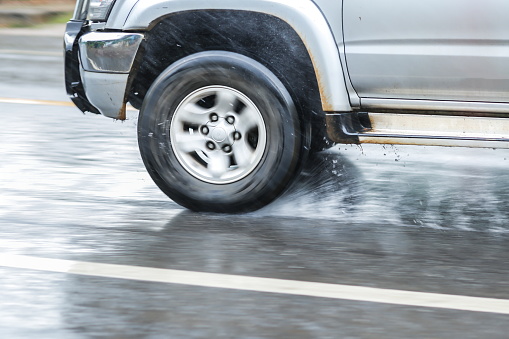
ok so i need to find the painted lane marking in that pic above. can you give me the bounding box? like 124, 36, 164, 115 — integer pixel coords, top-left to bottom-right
1, 254, 509, 315
0, 54, 61, 62
0, 49, 62, 56
0, 98, 137, 111
0, 97, 75, 107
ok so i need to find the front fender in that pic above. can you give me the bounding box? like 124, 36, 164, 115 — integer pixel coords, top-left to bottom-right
106, 0, 352, 112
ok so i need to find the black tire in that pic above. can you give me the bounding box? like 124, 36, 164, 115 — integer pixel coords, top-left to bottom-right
137, 51, 304, 213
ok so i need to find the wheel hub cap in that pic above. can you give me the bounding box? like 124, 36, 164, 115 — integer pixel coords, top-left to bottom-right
209, 120, 232, 144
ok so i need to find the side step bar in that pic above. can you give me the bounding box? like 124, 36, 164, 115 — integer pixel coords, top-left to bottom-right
326, 112, 509, 148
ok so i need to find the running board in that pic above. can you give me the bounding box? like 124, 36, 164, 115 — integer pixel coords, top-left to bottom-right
326, 113, 509, 148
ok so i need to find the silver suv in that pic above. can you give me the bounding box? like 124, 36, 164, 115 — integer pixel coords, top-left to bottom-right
65, 0, 509, 212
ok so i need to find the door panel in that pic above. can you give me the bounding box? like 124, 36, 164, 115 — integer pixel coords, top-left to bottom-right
343, 0, 509, 103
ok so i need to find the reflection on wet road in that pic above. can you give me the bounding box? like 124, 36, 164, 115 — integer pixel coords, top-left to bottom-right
1, 27, 509, 338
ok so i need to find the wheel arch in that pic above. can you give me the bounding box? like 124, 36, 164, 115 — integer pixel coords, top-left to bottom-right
116, 1, 352, 113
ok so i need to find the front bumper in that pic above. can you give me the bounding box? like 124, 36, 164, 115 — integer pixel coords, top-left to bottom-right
65, 20, 100, 115
64, 21, 143, 119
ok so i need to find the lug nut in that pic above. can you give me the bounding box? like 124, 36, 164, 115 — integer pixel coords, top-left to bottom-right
222, 145, 232, 153
201, 126, 209, 135
233, 132, 242, 140
226, 116, 235, 124
206, 141, 216, 150
210, 113, 219, 122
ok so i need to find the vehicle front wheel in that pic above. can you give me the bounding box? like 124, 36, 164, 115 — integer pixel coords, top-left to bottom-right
137, 51, 304, 212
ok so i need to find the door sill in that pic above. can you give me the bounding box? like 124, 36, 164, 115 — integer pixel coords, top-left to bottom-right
326, 112, 509, 148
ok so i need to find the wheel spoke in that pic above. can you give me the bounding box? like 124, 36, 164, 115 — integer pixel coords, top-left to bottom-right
174, 132, 205, 153
235, 106, 263, 135
232, 138, 256, 167
177, 102, 213, 126
207, 152, 231, 178
214, 90, 238, 114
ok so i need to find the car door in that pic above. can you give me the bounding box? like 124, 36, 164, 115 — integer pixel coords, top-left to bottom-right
343, 0, 509, 104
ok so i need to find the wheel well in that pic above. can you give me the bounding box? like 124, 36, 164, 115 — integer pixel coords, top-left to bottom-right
128, 10, 328, 149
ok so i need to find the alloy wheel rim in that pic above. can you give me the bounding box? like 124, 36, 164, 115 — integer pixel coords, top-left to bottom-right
170, 85, 267, 184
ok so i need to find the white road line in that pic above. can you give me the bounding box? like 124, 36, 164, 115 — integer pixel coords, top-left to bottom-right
1, 254, 509, 315
0, 97, 137, 111
0, 49, 62, 56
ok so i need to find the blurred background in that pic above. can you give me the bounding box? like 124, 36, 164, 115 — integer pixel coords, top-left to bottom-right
0, 0, 74, 28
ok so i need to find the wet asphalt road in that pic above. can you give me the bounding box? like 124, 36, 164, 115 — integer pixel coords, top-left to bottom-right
1, 26, 509, 338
